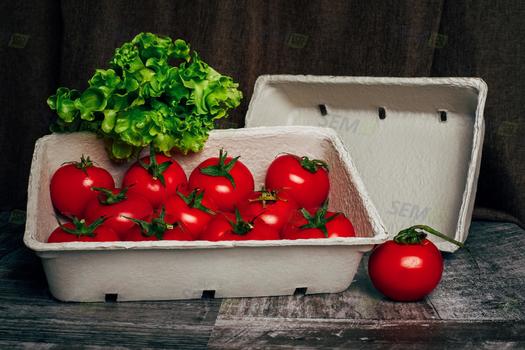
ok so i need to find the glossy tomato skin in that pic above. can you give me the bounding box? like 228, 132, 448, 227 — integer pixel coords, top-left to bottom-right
281, 209, 356, 239
368, 239, 443, 301
164, 187, 217, 239
47, 223, 119, 243
239, 190, 297, 233
189, 156, 254, 212
124, 225, 194, 241
265, 155, 329, 209
122, 154, 187, 209
50, 162, 114, 218
199, 213, 280, 241
84, 189, 154, 240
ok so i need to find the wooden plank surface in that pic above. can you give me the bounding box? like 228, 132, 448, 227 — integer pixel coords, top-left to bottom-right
208, 319, 525, 349
0, 216, 221, 349
208, 221, 525, 349
0, 217, 524, 349
429, 222, 525, 320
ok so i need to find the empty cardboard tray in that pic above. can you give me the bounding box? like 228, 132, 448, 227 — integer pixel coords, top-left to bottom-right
245, 75, 487, 252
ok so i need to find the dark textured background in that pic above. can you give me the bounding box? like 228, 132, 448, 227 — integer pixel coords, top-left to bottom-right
0, 0, 523, 226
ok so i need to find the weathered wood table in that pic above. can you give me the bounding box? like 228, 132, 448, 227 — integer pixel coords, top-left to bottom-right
1, 215, 524, 349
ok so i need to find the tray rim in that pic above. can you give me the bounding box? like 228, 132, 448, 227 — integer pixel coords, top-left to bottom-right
24, 126, 388, 253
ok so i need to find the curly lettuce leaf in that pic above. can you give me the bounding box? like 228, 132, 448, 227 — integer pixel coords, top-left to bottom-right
47, 32, 242, 160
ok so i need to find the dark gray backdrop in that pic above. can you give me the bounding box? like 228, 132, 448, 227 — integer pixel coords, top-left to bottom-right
1, 0, 523, 226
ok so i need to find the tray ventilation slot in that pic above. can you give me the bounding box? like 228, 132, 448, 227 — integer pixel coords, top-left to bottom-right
294, 287, 308, 296
318, 104, 328, 116
439, 110, 448, 122
201, 290, 216, 299
105, 293, 118, 303
378, 107, 386, 120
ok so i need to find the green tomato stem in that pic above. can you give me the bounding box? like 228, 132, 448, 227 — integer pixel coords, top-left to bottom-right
394, 225, 464, 248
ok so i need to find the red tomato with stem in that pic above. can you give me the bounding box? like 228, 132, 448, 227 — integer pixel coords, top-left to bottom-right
368, 225, 458, 302
189, 149, 254, 212
126, 224, 193, 241
122, 147, 187, 209
123, 208, 194, 241
281, 202, 356, 239
239, 188, 297, 233
164, 187, 217, 239
84, 186, 154, 240
47, 217, 119, 243
50, 155, 115, 218
199, 210, 280, 241
265, 154, 329, 209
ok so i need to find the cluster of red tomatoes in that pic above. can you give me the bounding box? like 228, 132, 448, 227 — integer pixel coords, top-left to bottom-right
48, 150, 356, 243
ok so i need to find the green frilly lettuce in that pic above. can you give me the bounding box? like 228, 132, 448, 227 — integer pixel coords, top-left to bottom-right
47, 32, 242, 160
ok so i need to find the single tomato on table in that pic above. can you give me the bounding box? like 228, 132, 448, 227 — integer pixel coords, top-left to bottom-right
47, 217, 119, 243
50, 155, 115, 218
84, 186, 154, 240
281, 202, 355, 239
189, 149, 254, 212
200, 210, 280, 241
368, 225, 462, 302
122, 147, 187, 209
265, 154, 329, 209
164, 187, 217, 239
239, 188, 297, 233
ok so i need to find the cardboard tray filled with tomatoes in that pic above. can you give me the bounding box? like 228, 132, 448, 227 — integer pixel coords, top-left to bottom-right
24, 126, 387, 302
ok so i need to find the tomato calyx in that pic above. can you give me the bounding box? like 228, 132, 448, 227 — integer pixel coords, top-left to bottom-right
394, 225, 465, 248
248, 188, 286, 208
177, 189, 215, 215
138, 144, 173, 187
123, 207, 174, 240
226, 209, 256, 235
62, 155, 94, 175
58, 216, 106, 238
298, 201, 339, 237
299, 156, 329, 174
199, 149, 239, 188
92, 186, 130, 205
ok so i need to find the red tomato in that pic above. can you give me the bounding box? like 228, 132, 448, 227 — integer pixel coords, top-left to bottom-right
368, 226, 444, 301
47, 218, 119, 243
265, 154, 329, 208
188, 149, 254, 212
164, 187, 217, 239
84, 187, 154, 240
281, 205, 356, 239
50, 155, 115, 218
122, 151, 187, 209
239, 189, 297, 233
123, 209, 194, 241
199, 211, 280, 241
125, 224, 194, 241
